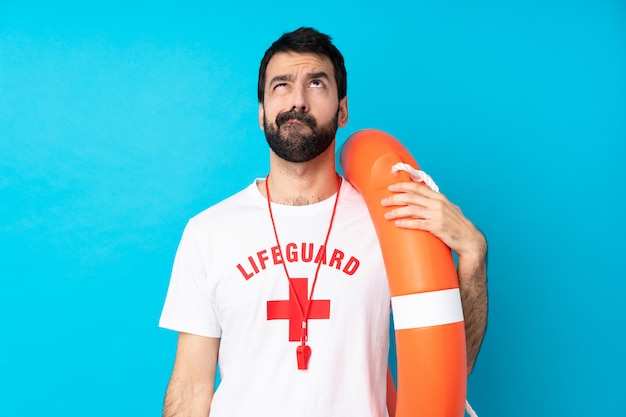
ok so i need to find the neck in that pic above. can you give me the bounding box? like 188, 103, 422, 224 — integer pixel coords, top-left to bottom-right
260, 149, 339, 206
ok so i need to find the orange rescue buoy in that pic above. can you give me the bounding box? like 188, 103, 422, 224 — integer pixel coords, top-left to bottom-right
340, 129, 467, 417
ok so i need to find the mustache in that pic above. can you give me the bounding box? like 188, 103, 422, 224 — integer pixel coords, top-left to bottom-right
275, 110, 317, 128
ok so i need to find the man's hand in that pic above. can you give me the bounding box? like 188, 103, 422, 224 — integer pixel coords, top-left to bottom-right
381, 181, 486, 263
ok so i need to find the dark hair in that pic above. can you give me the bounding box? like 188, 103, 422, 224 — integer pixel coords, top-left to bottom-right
257, 27, 347, 103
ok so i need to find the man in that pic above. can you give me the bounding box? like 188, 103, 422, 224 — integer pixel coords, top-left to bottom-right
160, 27, 488, 417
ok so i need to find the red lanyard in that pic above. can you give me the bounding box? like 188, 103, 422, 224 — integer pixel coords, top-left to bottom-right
265, 174, 342, 370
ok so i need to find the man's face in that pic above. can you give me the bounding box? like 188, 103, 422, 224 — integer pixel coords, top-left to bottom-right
259, 52, 348, 163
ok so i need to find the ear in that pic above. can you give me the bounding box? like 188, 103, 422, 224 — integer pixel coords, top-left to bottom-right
258, 104, 265, 131
337, 96, 349, 128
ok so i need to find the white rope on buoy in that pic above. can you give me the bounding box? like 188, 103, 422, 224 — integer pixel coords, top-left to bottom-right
390, 162, 440, 193
465, 399, 478, 417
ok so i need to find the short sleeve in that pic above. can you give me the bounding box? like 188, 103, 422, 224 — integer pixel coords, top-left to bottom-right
159, 219, 221, 338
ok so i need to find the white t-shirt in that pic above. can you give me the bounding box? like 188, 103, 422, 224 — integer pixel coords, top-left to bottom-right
160, 178, 391, 417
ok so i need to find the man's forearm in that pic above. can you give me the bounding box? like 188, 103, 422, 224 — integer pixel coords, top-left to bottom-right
162, 375, 213, 417
458, 236, 489, 375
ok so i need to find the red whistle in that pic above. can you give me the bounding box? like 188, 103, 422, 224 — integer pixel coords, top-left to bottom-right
296, 344, 311, 370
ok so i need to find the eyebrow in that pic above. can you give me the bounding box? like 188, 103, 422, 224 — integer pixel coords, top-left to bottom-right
308, 71, 330, 81
268, 71, 331, 86
269, 74, 294, 85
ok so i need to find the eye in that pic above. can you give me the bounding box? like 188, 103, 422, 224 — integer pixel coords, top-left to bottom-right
310, 79, 324, 88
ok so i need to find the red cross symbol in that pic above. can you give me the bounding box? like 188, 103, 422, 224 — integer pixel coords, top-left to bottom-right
267, 277, 331, 341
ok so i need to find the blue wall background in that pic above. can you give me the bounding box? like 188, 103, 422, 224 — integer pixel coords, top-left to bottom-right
1, 1, 624, 416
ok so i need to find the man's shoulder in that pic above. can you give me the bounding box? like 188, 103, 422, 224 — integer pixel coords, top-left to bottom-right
190, 180, 263, 224
339, 177, 369, 209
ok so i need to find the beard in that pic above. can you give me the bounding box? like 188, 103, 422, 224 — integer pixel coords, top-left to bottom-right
263, 108, 338, 163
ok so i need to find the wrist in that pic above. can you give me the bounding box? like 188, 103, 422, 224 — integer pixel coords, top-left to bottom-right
457, 230, 487, 282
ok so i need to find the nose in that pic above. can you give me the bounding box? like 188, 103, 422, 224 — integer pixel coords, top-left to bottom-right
291, 84, 309, 113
